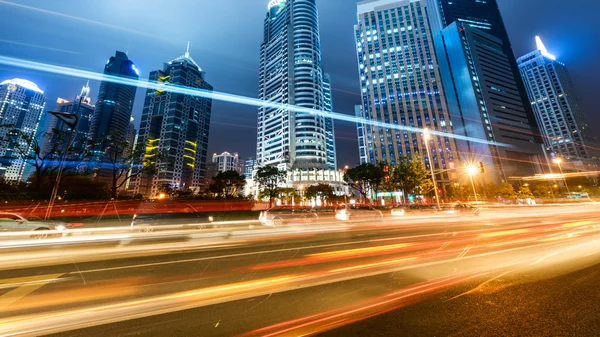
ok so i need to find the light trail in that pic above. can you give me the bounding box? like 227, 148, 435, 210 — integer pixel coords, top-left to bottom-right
0, 55, 510, 148
0, 39, 81, 55
0, 1, 163, 42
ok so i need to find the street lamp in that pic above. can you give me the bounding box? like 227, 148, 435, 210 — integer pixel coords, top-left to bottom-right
466, 164, 479, 203
44, 96, 82, 220
423, 129, 441, 209
552, 158, 571, 197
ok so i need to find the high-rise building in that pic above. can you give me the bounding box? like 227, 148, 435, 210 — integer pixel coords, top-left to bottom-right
133, 45, 212, 197
427, 0, 542, 144
323, 73, 337, 170
355, 0, 459, 185
257, 0, 335, 171
0, 78, 46, 181
355, 105, 368, 164
518, 37, 597, 160
434, 22, 543, 183
89, 51, 139, 144
244, 157, 257, 179
212, 152, 241, 173
44, 81, 94, 156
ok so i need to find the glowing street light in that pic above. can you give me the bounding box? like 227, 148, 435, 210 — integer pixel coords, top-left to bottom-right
466, 164, 479, 203
552, 157, 571, 196
423, 129, 441, 209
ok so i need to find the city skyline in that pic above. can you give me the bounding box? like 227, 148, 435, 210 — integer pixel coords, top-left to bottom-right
0, 0, 598, 167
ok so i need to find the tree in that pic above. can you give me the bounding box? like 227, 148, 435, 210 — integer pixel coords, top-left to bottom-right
491, 182, 516, 199
277, 187, 298, 204
304, 183, 334, 204
91, 131, 158, 199
517, 186, 535, 199
208, 170, 246, 198
255, 166, 286, 208
0, 126, 89, 195
389, 156, 433, 198
343, 163, 384, 202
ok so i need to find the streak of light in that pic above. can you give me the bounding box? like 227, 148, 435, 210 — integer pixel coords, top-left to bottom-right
0, 55, 512, 148
329, 257, 418, 273
0, 1, 163, 41
309, 242, 414, 258
0, 273, 64, 310
562, 220, 593, 228
0, 39, 81, 55
478, 229, 528, 239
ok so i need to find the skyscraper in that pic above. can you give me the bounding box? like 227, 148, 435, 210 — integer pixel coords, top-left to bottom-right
323, 73, 337, 170
133, 45, 212, 197
0, 78, 46, 181
212, 152, 241, 173
44, 81, 94, 156
518, 37, 597, 160
355, 0, 459, 185
427, 0, 542, 144
89, 51, 139, 144
257, 0, 335, 171
355, 105, 368, 165
244, 157, 257, 179
435, 22, 543, 183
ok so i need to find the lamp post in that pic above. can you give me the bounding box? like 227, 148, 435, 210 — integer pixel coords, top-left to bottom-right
423, 129, 441, 209
466, 164, 479, 203
553, 158, 570, 197
44, 96, 82, 220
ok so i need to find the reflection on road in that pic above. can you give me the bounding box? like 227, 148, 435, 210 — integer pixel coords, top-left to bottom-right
1, 204, 600, 336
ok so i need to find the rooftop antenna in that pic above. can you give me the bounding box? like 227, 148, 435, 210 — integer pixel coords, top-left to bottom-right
185, 41, 190, 58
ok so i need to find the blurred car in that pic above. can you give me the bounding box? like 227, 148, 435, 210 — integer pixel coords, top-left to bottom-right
335, 204, 383, 221
0, 212, 69, 238
259, 206, 318, 227
439, 203, 480, 216
130, 212, 215, 232
390, 204, 441, 217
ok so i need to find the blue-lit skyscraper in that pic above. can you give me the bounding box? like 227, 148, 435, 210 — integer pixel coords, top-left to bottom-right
323, 73, 337, 170
89, 51, 139, 143
44, 81, 95, 156
0, 78, 46, 181
256, 0, 336, 171
355, 0, 459, 185
355, 105, 368, 164
133, 46, 213, 197
518, 37, 597, 160
433, 22, 543, 183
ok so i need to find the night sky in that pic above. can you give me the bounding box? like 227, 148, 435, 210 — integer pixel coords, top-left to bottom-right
0, 0, 598, 168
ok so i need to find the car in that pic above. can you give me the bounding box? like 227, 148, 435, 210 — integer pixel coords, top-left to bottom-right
335, 204, 383, 222
130, 212, 215, 232
439, 203, 480, 216
259, 206, 318, 227
0, 212, 69, 238
390, 204, 440, 217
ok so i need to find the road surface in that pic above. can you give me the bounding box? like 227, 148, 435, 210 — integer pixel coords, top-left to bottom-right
1, 204, 599, 336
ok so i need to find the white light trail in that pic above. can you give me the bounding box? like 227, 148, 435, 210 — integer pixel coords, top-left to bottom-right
0, 56, 511, 147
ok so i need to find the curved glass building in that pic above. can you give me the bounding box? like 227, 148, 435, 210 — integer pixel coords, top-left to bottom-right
257, 0, 336, 171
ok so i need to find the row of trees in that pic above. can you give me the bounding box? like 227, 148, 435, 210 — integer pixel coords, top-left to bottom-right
1, 125, 156, 200
343, 157, 433, 202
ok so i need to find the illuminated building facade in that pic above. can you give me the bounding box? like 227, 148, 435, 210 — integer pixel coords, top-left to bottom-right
256, 0, 336, 171
518, 37, 597, 160
44, 81, 95, 156
355, 105, 369, 164
434, 22, 543, 183
0, 78, 46, 181
133, 46, 213, 197
427, 0, 542, 144
89, 51, 139, 143
212, 151, 242, 173
355, 0, 459, 186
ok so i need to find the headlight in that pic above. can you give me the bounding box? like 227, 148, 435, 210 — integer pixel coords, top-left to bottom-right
208, 216, 214, 222
55, 224, 66, 231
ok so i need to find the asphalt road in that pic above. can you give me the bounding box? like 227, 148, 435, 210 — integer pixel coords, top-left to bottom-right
1, 204, 600, 336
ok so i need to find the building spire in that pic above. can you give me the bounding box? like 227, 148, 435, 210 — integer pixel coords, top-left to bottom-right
535, 35, 556, 60
185, 41, 190, 58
